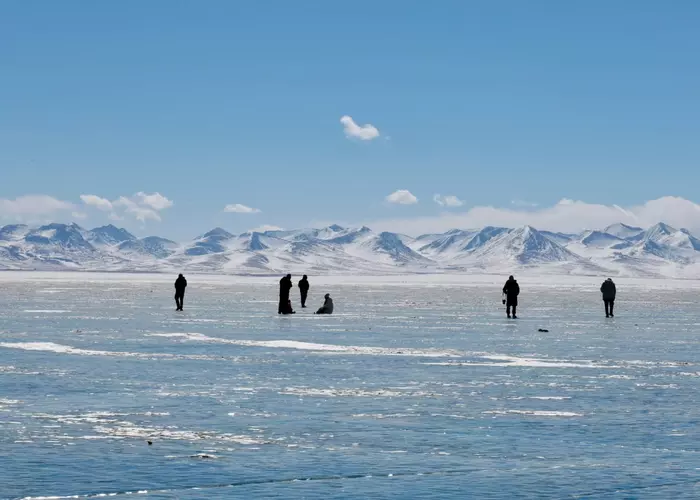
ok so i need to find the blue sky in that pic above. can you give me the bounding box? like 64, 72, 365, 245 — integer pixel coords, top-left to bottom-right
1, 1, 699, 239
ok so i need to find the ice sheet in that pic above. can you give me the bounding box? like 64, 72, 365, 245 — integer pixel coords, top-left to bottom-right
2, 274, 700, 499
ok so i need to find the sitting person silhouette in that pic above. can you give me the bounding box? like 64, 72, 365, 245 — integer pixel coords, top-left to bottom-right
315, 294, 334, 315
281, 299, 296, 315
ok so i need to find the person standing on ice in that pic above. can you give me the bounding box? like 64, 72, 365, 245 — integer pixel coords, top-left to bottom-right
278, 274, 293, 314
502, 275, 520, 319
174, 273, 187, 311
315, 293, 334, 315
298, 275, 310, 308
600, 278, 616, 317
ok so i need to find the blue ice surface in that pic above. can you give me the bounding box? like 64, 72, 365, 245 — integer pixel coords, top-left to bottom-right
1, 274, 700, 499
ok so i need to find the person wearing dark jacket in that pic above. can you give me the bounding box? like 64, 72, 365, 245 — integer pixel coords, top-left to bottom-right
601, 278, 616, 317
279, 274, 293, 314
502, 275, 520, 319
174, 274, 187, 311
315, 294, 334, 315
298, 275, 310, 308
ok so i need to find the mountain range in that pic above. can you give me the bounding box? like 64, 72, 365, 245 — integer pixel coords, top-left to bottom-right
2, 221, 700, 278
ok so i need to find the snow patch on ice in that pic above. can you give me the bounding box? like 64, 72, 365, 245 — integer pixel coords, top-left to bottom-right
0, 341, 242, 361
150, 332, 461, 357
484, 410, 582, 417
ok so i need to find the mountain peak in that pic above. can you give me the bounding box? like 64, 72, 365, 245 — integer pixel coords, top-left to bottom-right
580, 230, 623, 247
650, 222, 675, 232
202, 227, 233, 239
604, 223, 644, 239
88, 224, 136, 246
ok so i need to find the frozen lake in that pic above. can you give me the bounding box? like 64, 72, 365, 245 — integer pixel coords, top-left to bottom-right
2, 272, 700, 499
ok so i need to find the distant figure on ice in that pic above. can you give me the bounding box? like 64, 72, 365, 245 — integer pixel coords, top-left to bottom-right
278, 274, 293, 314
601, 278, 616, 317
298, 275, 310, 308
315, 293, 334, 315
174, 273, 187, 311
287, 299, 296, 314
502, 275, 520, 319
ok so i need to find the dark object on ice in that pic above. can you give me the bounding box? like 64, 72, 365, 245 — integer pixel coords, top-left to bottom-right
538, 329, 549, 333
298, 275, 310, 308
174, 274, 187, 311
147, 440, 153, 445
502, 276, 520, 318
601, 278, 616, 317
315, 294, 334, 315
278, 274, 293, 314
279, 299, 296, 315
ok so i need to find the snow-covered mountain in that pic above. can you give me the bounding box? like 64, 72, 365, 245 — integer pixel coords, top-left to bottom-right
2, 221, 700, 277
86, 224, 137, 246
604, 223, 644, 239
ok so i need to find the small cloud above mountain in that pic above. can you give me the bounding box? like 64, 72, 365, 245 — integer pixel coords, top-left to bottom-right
0, 195, 75, 219
433, 194, 463, 207
224, 204, 261, 214
249, 224, 283, 232
81, 192, 173, 223
386, 190, 418, 205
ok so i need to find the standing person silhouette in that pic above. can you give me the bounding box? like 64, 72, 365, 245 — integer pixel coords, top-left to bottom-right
174, 274, 187, 311
600, 278, 616, 317
278, 274, 293, 314
502, 275, 520, 319
298, 275, 310, 308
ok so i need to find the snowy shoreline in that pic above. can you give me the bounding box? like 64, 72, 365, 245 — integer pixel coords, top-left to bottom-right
2, 270, 700, 288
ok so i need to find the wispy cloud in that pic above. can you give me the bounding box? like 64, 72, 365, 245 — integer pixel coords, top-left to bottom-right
433, 194, 464, 207
80, 195, 113, 212
135, 192, 173, 211
340, 115, 380, 141
81, 192, 174, 223
0, 195, 75, 219
386, 189, 418, 205
367, 196, 700, 235
249, 224, 283, 232
224, 203, 261, 214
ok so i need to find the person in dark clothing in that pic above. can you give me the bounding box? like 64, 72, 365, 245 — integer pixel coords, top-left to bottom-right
502, 275, 520, 319
601, 278, 616, 317
298, 275, 310, 308
315, 293, 334, 315
174, 274, 187, 311
278, 274, 293, 314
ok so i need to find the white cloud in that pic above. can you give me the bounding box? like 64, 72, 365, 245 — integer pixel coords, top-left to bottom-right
433, 194, 464, 207
249, 224, 284, 232
386, 189, 418, 205
80, 194, 113, 212
367, 196, 700, 236
82, 192, 173, 223
135, 192, 173, 211
113, 196, 162, 222
340, 115, 380, 141
224, 203, 261, 214
0, 195, 75, 217
71, 211, 88, 220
